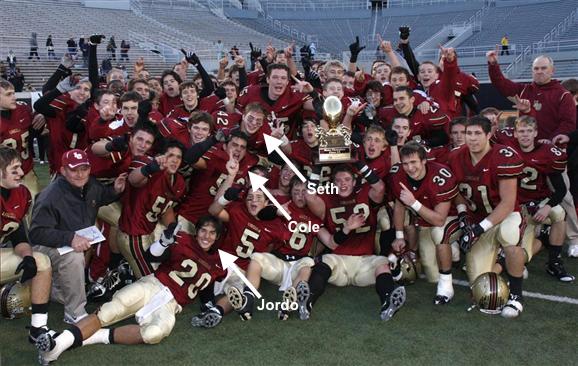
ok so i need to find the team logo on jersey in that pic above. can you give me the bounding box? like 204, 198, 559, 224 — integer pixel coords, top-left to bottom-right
1, 212, 16, 219
533, 100, 542, 111
9, 128, 20, 135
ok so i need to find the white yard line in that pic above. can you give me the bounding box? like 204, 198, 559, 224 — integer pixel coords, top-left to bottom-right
453, 279, 578, 305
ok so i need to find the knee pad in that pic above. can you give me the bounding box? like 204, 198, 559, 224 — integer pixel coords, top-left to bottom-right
97, 300, 124, 325
549, 205, 566, 224
249, 253, 266, 269
32, 252, 51, 272
141, 324, 166, 345
430, 226, 444, 245
498, 213, 522, 246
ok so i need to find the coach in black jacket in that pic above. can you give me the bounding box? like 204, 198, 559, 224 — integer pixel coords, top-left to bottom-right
29, 149, 126, 323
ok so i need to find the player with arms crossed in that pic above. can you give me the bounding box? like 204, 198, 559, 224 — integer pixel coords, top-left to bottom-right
448, 116, 526, 318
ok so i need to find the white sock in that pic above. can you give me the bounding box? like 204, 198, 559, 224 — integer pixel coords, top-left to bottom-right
82, 328, 110, 346
437, 273, 454, 297
31, 313, 48, 328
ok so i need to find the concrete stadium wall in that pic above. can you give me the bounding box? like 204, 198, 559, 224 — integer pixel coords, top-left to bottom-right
83, 0, 130, 10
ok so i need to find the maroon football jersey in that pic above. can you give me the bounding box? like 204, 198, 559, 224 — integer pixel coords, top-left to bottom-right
159, 94, 181, 116
287, 139, 332, 184
158, 116, 190, 148
212, 110, 242, 129
391, 162, 458, 227
176, 144, 258, 224
0, 185, 31, 244
1, 102, 33, 174
506, 141, 567, 203
118, 156, 186, 235
45, 94, 87, 174
219, 201, 289, 270
491, 127, 516, 146
448, 144, 523, 222
276, 202, 323, 258
87, 147, 132, 185
87, 115, 128, 143
321, 184, 379, 256
155, 232, 225, 306
236, 84, 310, 139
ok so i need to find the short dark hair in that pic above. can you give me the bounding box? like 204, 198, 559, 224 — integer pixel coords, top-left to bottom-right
450, 116, 467, 129
344, 71, 355, 78
94, 89, 116, 105
119, 91, 143, 105
364, 80, 383, 95
161, 70, 182, 85
332, 164, 354, 181
466, 115, 492, 134
188, 111, 215, 131
322, 78, 342, 90
393, 86, 413, 98
195, 215, 224, 241
132, 121, 158, 141
0, 78, 14, 90
399, 141, 427, 161
289, 175, 306, 194
127, 78, 148, 92
0, 146, 20, 173
159, 138, 186, 156
179, 81, 198, 94
390, 66, 411, 81
266, 63, 290, 78
562, 78, 578, 95
228, 129, 249, 144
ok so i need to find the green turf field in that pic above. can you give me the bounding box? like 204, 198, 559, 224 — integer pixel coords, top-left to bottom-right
1, 164, 576, 366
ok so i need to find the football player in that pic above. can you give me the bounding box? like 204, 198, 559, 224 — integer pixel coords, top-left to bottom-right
177, 129, 258, 234
507, 116, 573, 281
449, 116, 467, 148
301, 164, 406, 321
36, 216, 225, 364
0, 79, 40, 199
0, 146, 53, 344
390, 142, 459, 304
226, 177, 322, 321
448, 116, 526, 318
85, 91, 142, 143
117, 139, 187, 278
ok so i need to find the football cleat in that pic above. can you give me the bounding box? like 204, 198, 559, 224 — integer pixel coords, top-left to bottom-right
278, 286, 297, 321
501, 293, 523, 319
29, 326, 55, 345
37, 330, 65, 365
433, 294, 452, 305
546, 260, 575, 282
295, 281, 312, 320
226, 287, 253, 321
87, 261, 133, 303
380, 286, 406, 321
190, 307, 222, 328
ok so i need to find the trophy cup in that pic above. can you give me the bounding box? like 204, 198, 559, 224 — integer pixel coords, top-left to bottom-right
315, 96, 354, 164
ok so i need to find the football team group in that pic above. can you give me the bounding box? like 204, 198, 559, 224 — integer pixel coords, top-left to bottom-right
1, 28, 577, 365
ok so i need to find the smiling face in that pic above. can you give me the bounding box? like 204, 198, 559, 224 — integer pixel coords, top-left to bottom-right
401, 153, 426, 181
60, 165, 90, 189
190, 121, 211, 144
390, 72, 409, 88
279, 164, 296, 188
323, 80, 344, 99
514, 122, 537, 150
372, 63, 391, 84
418, 63, 439, 88
132, 81, 150, 100
196, 222, 218, 251
180, 86, 198, 110
465, 125, 491, 154
334, 171, 354, 197
393, 90, 415, 115
69, 82, 91, 104
241, 110, 265, 135
0, 159, 24, 189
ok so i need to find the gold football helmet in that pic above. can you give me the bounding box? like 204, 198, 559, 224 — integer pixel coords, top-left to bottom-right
471, 272, 510, 314
0, 282, 32, 319
398, 252, 418, 285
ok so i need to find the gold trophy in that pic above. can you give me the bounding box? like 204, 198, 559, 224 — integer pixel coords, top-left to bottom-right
315, 96, 354, 164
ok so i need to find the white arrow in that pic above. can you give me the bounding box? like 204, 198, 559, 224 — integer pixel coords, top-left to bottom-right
248, 172, 292, 221
263, 134, 307, 183
218, 249, 262, 299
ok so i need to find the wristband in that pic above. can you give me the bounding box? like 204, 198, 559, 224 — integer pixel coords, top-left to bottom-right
333, 230, 349, 245
280, 135, 289, 147
395, 230, 404, 239
410, 200, 423, 212
479, 218, 493, 232
217, 196, 231, 206
457, 204, 467, 213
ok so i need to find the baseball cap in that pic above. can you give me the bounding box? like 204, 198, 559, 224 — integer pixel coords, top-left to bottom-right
61, 149, 90, 169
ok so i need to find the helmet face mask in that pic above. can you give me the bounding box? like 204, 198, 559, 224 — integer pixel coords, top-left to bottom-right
398, 252, 418, 285
0, 282, 32, 319
470, 272, 510, 314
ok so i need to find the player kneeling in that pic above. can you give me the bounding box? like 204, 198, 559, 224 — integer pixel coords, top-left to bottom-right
36, 216, 224, 365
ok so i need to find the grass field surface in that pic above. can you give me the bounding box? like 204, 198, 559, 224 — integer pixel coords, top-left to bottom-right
1, 164, 576, 366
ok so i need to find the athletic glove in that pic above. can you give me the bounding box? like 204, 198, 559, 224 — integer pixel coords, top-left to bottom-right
89, 34, 105, 45
56, 76, 77, 93
349, 36, 366, 63
458, 223, 484, 252
249, 42, 261, 61
457, 211, 471, 230
354, 161, 380, 185
399, 26, 411, 41
385, 127, 398, 146
224, 187, 242, 202
214, 86, 227, 100
105, 136, 128, 152
60, 54, 75, 70
181, 49, 200, 67
15, 256, 37, 283
141, 159, 161, 178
